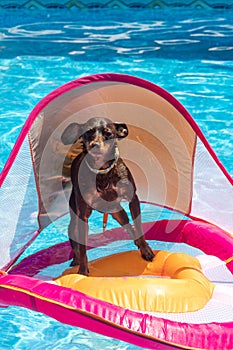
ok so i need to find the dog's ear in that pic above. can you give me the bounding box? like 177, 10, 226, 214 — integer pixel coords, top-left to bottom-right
115, 123, 128, 139
61, 123, 82, 145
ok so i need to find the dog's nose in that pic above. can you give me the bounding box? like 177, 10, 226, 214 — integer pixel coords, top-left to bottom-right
90, 139, 105, 151
91, 141, 101, 148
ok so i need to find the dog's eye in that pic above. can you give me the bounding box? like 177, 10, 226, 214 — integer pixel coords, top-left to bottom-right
103, 129, 113, 138
85, 128, 95, 137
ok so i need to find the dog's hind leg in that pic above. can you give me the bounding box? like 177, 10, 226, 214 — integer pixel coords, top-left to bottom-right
111, 201, 154, 262
111, 207, 135, 237
111, 207, 152, 258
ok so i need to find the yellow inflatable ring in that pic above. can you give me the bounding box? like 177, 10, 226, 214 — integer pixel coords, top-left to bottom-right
55, 250, 214, 313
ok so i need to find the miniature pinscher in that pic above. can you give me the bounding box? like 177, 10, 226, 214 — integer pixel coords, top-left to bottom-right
61, 117, 154, 275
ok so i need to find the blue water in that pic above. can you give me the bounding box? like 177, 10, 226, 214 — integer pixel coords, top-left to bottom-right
0, 7, 233, 350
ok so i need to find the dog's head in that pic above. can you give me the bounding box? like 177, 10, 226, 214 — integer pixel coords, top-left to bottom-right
61, 117, 128, 158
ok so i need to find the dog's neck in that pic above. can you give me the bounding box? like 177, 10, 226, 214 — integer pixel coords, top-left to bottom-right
85, 148, 119, 175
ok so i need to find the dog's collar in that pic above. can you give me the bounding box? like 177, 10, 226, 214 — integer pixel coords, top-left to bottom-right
85, 149, 119, 175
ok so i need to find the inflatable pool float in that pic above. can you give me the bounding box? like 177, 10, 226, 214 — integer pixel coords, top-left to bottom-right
0, 74, 232, 349
55, 249, 214, 313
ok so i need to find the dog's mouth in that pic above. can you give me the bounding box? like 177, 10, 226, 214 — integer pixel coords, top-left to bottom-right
87, 146, 107, 159
90, 145, 104, 153
86, 144, 111, 169
86, 139, 115, 155
85, 141, 119, 173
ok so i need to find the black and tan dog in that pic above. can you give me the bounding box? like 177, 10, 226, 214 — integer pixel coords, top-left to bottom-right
61, 117, 154, 275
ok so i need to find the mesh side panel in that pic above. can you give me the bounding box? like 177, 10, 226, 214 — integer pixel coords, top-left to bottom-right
191, 138, 233, 233
0, 137, 39, 270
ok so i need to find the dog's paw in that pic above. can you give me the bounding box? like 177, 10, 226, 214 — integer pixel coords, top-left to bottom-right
78, 265, 89, 276
70, 257, 79, 267
141, 245, 155, 262
134, 238, 155, 262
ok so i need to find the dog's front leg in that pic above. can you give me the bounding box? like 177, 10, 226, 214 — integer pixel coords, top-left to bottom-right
68, 190, 80, 267
76, 205, 92, 275
69, 214, 89, 275
129, 194, 154, 261
69, 191, 92, 275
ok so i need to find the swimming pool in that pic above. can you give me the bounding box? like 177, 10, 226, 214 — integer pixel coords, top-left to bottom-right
0, 7, 233, 350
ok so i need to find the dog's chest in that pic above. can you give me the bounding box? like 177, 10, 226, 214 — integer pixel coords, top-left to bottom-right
96, 162, 133, 202
96, 171, 120, 197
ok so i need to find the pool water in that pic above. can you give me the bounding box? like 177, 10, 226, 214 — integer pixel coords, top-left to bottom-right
0, 7, 233, 350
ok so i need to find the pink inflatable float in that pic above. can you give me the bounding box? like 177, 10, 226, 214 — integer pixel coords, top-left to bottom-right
0, 74, 232, 349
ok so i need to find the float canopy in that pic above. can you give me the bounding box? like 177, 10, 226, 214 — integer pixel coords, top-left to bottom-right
0, 73, 232, 270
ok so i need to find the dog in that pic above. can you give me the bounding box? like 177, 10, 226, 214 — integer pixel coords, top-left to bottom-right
61, 117, 154, 275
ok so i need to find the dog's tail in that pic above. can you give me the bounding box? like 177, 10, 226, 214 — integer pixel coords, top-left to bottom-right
103, 213, 108, 232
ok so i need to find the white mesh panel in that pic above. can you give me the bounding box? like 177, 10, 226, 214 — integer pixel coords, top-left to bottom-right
191, 138, 233, 233
0, 137, 39, 270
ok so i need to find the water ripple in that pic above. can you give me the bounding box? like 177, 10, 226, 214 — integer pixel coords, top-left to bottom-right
0, 9, 233, 60
155, 39, 200, 45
